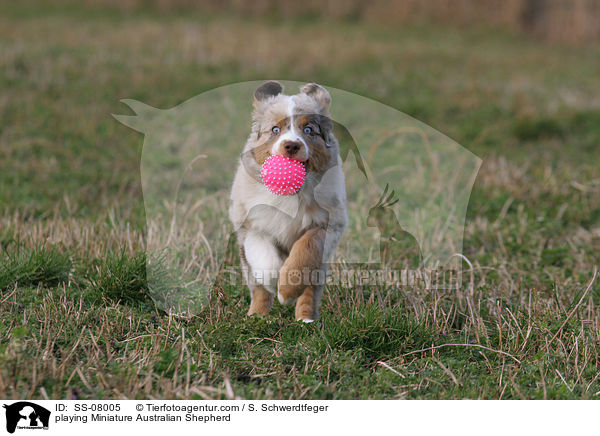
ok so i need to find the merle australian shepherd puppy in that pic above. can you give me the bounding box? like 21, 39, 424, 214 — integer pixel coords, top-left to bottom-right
229, 81, 348, 322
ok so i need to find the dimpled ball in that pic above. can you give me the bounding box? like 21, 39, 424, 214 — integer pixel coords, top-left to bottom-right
260, 154, 306, 196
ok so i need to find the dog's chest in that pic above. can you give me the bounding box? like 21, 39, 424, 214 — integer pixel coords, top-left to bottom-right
245, 183, 326, 249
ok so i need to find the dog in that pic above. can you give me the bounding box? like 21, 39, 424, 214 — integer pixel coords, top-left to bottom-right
229, 81, 347, 322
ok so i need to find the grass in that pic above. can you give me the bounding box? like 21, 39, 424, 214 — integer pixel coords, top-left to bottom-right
1, 2, 600, 399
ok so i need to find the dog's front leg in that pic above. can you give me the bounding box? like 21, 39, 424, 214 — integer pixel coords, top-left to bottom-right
248, 285, 274, 316
243, 232, 283, 316
277, 227, 325, 310
294, 284, 324, 322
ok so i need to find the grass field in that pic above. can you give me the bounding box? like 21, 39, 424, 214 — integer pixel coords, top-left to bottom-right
2, 2, 600, 399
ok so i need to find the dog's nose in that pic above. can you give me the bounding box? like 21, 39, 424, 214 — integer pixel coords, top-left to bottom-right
283, 141, 301, 156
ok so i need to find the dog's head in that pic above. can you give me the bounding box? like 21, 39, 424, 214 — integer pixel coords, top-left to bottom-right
245, 81, 336, 175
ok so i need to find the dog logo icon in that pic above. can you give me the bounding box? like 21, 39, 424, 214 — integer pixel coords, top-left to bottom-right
2, 402, 50, 434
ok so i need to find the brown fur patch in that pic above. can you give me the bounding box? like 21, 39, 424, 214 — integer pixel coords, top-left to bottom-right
295, 286, 318, 321
250, 140, 273, 166
293, 113, 333, 173
277, 227, 325, 303
305, 135, 330, 173
250, 115, 291, 165
248, 285, 274, 316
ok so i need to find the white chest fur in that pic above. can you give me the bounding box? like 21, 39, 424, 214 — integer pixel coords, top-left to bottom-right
243, 175, 326, 251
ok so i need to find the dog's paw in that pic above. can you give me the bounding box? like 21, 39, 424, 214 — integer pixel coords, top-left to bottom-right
296, 318, 320, 326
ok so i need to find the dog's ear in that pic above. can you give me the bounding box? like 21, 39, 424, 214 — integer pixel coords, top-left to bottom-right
301, 83, 331, 111
254, 81, 283, 101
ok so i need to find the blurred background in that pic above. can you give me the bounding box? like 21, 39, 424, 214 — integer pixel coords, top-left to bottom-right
2, 0, 599, 223
41, 0, 600, 43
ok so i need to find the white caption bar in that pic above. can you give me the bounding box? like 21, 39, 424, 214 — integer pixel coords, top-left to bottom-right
0, 400, 594, 435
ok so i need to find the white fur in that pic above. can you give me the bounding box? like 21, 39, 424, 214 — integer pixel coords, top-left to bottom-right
270, 97, 309, 160
277, 292, 297, 305
243, 232, 283, 293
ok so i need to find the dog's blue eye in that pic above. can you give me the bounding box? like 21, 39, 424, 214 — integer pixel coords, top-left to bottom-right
272, 126, 280, 134
303, 126, 312, 134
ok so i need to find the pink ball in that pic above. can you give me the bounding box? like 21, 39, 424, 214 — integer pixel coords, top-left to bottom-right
260, 155, 306, 196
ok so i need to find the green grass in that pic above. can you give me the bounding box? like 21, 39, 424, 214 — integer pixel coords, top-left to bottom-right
1, 2, 600, 399
0, 246, 72, 290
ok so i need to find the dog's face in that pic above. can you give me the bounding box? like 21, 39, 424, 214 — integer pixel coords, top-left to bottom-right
246, 81, 335, 174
